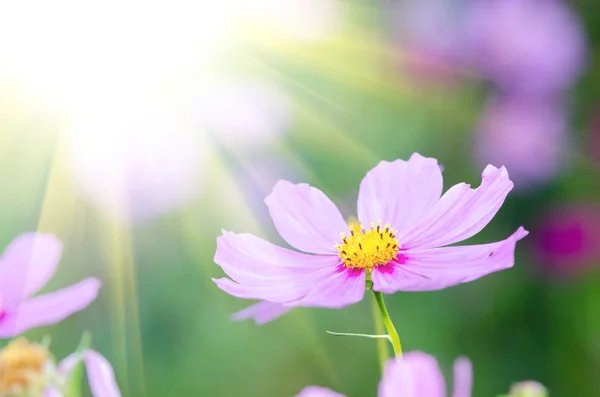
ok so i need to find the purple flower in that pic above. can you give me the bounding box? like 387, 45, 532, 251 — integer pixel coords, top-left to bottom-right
532, 205, 600, 276
466, 0, 586, 94
296, 351, 472, 397
474, 96, 569, 189
49, 349, 121, 397
0, 233, 100, 337
388, 0, 471, 82
214, 153, 527, 323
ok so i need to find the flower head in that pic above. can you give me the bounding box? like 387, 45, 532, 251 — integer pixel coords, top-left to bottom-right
532, 205, 600, 276
465, 0, 585, 94
0, 338, 50, 395
214, 154, 527, 324
295, 351, 472, 397
474, 96, 568, 189
0, 233, 101, 337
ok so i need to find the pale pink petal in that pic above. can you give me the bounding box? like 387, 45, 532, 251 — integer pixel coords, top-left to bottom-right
295, 386, 346, 397
358, 154, 443, 236
379, 352, 446, 397
84, 350, 121, 397
265, 180, 349, 254
214, 231, 336, 286
452, 357, 473, 397
45, 388, 63, 397
0, 233, 62, 306
372, 227, 527, 293
231, 302, 293, 325
0, 278, 101, 337
59, 353, 80, 375
287, 266, 366, 309
402, 165, 514, 250
213, 265, 338, 303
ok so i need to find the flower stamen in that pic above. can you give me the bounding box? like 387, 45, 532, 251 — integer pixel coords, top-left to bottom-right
336, 221, 400, 270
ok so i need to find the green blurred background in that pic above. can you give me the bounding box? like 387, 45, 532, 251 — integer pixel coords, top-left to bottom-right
1, 0, 600, 396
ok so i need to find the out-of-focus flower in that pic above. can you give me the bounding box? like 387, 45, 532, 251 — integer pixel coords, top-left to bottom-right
66, 101, 207, 221
186, 79, 291, 150
475, 96, 569, 190
388, 0, 470, 82
296, 351, 472, 397
0, 233, 100, 337
0, 338, 50, 395
532, 205, 600, 276
509, 381, 548, 397
214, 153, 526, 323
0, 338, 121, 397
466, 0, 585, 94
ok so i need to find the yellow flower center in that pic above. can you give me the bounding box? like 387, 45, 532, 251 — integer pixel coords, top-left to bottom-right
0, 338, 49, 395
336, 222, 400, 270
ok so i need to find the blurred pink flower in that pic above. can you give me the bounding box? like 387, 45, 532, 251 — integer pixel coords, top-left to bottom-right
214, 153, 526, 323
475, 96, 569, 189
49, 349, 121, 397
0, 233, 100, 337
532, 205, 600, 276
466, 0, 586, 94
296, 352, 472, 397
388, 0, 470, 82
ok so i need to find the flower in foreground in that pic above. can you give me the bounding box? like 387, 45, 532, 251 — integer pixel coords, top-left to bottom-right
295, 351, 472, 397
213, 154, 527, 323
0, 338, 120, 396
0, 233, 101, 337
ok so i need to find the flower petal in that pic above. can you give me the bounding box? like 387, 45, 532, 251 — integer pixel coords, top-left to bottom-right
0, 278, 101, 337
265, 180, 348, 254
295, 386, 346, 397
214, 231, 336, 286
378, 353, 446, 397
59, 353, 80, 375
230, 302, 293, 325
213, 265, 338, 303
84, 350, 121, 397
358, 154, 443, 236
286, 266, 366, 309
452, 357, 473, 397
45, 388, 64, 397
0, 233, 62, 306
401, 165, 514, 249
372, 227, 527, 293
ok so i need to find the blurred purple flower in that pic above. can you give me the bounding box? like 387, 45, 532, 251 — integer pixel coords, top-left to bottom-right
475, 96, 569, 190
0, 233, 100, 337
387, 0, 470, 82
532, 205, 600, 276
214, 154, 526, 323
466, 0, 586, 94
296, 352, 472, 397
49, 349, 121, 397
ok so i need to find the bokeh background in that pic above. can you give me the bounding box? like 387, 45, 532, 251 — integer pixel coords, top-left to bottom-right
1, 0, 600, 395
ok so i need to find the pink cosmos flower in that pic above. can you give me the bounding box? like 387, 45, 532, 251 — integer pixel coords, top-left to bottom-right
214, 154, 527, 323
0, 233, 101, 337
295, 351, 472, 397
48, 349, 121, 397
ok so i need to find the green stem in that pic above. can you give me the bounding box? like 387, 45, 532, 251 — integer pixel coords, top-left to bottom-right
370, 292, 390, 370
372, 290, 402, 358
